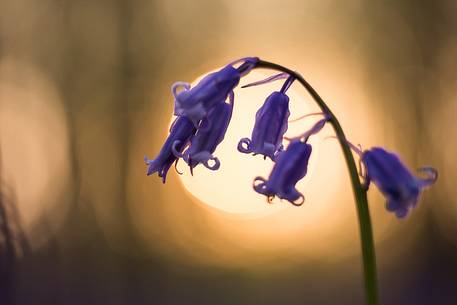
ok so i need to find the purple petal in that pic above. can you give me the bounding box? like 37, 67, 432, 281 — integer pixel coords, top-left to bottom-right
203, 157, 220, 170
417, 166, 438, 187
237, 138, 252, 153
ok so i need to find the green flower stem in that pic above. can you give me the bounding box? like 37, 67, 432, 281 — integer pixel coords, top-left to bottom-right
255, 59, 379, 305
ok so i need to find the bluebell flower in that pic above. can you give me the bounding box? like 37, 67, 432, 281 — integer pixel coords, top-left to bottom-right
253, 116, 330, 205
173, 57, 258, 126
348, 144, 438, 218
144, 116, 196, 183
238, 73, 295, 160
254, 140, 311, 205
172, 92, 234, 172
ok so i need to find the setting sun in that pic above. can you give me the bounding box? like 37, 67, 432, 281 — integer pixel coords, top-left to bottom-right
177, 70, 325, 215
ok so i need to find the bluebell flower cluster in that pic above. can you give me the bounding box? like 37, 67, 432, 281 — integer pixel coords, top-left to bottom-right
253, 116, 330, 205
145, 57, 257, 182
145, 57, 437, 218
234, 73, 330, 205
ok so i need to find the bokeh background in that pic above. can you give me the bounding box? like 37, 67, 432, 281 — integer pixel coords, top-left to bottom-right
1, 0, 456, 304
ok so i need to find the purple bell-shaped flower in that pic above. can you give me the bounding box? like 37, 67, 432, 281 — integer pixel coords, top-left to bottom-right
144, 116, 196, 183
238, 73, 295, 160
253, 115, 330, 205
348, 144, 438, 218
172, 57, 257, 126
172, 92, 234, 173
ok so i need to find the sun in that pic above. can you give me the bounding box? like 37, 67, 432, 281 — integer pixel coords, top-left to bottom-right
175, 70, 324, 216
131, 62, 397, 267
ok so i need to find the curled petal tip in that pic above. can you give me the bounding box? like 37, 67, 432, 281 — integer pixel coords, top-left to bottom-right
290, 194, 305, 206
174, 159, 183, 175
171, 81, 191, 99
253, 177, 267, 194
203, 157, 220, 171
417, 166, 438, 187
171, 140, 185, 159
237, 138, 252, 154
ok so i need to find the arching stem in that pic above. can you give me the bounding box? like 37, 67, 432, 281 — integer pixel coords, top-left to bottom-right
255, 60, 379, 305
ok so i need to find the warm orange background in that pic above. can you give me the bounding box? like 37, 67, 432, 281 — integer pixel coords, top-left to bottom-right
0, 1, 456, 304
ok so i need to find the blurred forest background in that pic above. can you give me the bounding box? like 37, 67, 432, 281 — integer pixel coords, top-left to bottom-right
1, 0, 457, 304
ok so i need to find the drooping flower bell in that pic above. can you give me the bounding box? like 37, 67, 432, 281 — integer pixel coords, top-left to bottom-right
253, 115, 330, 205
172, 92, 234, 173
238, 73, 294, 160
144, 116, 196, 183
349, 144, 438, 218
173, 57, 258, 126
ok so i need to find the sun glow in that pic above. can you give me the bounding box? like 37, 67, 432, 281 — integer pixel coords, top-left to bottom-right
177, 70, 325, 216
130, 60, 398, 269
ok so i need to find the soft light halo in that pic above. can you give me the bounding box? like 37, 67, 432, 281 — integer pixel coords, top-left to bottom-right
176, 70, 322, 216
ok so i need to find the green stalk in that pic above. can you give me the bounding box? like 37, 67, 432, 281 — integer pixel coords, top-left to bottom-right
255, 59, 379, 305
